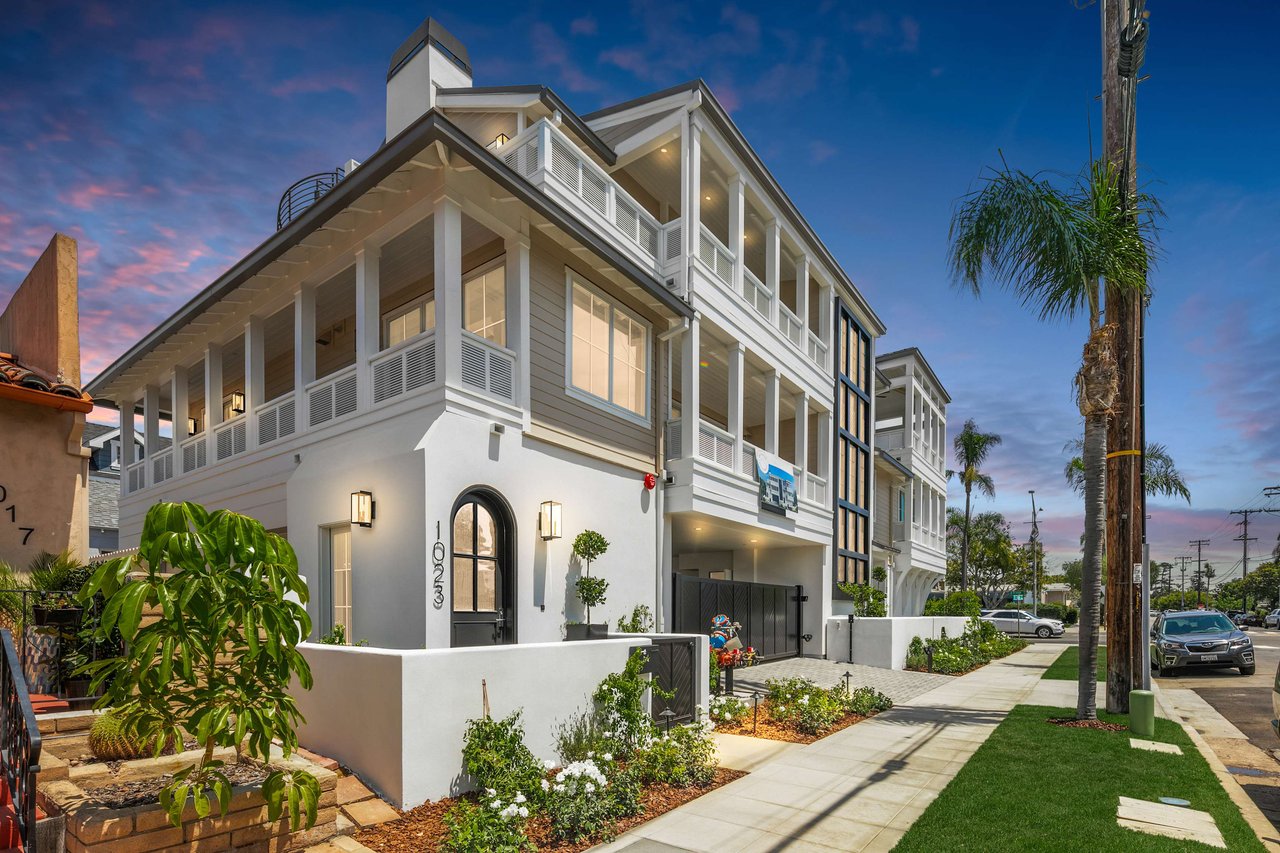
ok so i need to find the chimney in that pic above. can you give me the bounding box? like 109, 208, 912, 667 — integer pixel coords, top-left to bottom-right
385, 17, 472, 141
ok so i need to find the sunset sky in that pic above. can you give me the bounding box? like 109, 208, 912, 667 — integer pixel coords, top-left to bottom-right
3, 1, 1277, 572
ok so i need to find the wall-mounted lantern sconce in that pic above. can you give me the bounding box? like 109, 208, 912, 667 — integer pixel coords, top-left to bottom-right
187, 417, 199, 435
539, 500, 562, 541
351, 490, 376, 528
488, 132, 511, 150
230, 391, 245, 415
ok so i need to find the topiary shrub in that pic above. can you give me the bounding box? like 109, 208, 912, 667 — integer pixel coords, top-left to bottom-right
88, 710, 173, 761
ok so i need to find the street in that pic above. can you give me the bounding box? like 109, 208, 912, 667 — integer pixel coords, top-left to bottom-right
1159, 626, 1279, 746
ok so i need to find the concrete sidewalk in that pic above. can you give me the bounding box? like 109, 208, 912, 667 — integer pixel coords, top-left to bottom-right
593, 643, 1064, 852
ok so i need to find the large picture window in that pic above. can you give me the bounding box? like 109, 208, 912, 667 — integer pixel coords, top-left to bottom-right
567, 276, 649, 419
464, 261, 506, 346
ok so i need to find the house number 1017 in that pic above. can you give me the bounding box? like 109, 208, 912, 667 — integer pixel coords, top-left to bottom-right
431, 521, 445, 609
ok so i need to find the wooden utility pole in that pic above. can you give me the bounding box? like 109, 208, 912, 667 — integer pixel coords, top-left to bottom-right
1102, 0, 1149, 714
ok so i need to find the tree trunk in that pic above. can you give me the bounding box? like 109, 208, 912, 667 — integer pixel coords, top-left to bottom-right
1079, 412, 1107, 720
961, 486, 973, 591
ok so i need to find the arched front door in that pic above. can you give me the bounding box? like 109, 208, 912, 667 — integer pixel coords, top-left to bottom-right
450, 490, 515, 647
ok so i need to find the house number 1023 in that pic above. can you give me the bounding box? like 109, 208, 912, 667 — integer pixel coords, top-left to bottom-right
431, 521, 445, 609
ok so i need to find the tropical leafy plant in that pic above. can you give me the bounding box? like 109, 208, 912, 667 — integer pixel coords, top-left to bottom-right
572, 530, 610, 624
461, 711, 547, 802
949, 158, 1158, 718
77, 501, 319, 829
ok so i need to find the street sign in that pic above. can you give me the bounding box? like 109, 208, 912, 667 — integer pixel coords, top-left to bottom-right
1012, 592, 1025, 602
1133, 563, 1143, 585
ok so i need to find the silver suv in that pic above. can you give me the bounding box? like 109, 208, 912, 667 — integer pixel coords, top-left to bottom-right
979, 609, 1065, 638
1151, 610, 1255, 677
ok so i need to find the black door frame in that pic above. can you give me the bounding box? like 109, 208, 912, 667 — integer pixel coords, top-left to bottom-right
449, 487, 517, 647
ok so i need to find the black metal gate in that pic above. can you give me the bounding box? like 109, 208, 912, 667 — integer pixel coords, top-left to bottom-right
672, 574, 803, 661
643, 636, 698, 725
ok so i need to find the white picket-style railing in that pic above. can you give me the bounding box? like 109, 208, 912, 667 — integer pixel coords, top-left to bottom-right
307, 366, 358, 428
744, 268, 772, 320
807, 330, 827, 366
371, 332, 438, 405
697, 225, 734, 285
180, 434, 207, 474
805, 472, 828, 505
459, 331, 517, 403
151, 448, 174, 486
126, 460, 145, 494
257, 395, 298, 446
777, 302, 803, 347
697, 419, 736, 470
213, 415, 247, 462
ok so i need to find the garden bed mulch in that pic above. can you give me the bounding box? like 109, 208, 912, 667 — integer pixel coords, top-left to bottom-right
355, 767, 747, 853
713, 701, 878, 744
83, 761, 270, 809
1047, 717, 1127, 732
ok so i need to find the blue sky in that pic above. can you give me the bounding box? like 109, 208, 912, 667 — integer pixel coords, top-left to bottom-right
3, 1, 1278, 573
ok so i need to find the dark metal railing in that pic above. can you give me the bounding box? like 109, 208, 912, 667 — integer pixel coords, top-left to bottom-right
1, 628, 41, 848
0, 589, 106, 706
276, 169, 345, 230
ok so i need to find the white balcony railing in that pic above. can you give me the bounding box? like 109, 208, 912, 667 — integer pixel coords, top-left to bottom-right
180, 433, 207, 474
151, 448, 174, 486
697, 225, 734, 285
664, 419, 682, 461
805, 472, 827, 505
744, 267, 772, 320
126, 460, 145, 494
777, 302, 803, 347
257, 395, 298, 446
307, 366, 358, 429
372, 332, 438, 405
696, 420, 735, 469
501, 120, 672, 279
214, 415, 247, 462
459, 331, 517, 403
807, 330, 827, 366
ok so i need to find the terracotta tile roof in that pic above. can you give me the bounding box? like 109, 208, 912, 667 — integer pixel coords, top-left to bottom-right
0, 351, 93, 411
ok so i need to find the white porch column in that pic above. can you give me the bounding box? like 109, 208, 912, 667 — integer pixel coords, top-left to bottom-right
434, 194, 464, 386
728, 174, 745, 292
763, 370, 779, 455
679, 317, 700, 462
818, 281, 832, 365
355, 243, 382, 410
205, 341, 223, 462
244, 315, 265, 418
118, 398, 135, 494
172, 365, 190, 443
794, 391, 808, 477
817, 409, 832, 482
765, 221, 781, 305
727, 342, 745, 464
143, 383, 161, 453
294, 286, 316, 429
505, 228, 532, 417
795, 256, 810, 341
685, 122, 701, 263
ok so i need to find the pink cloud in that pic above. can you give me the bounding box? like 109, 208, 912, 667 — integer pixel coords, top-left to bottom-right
271, 72, 363, 99
60, 182, 130, 211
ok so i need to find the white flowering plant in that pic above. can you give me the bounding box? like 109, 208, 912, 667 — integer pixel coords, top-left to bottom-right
543, 755, 639, 842
441, 797, 532, 852
593, 649, 668, 758
708, 693, 749, 723
635, 720, 717, 787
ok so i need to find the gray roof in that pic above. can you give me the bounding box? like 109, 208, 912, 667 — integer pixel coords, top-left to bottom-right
82, 422, 115, 444
88, 472, 119, 531
877, 347, 951, 404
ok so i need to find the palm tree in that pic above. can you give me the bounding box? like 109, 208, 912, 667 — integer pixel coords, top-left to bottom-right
949, 158, 1157, 719
1063, 440, 1190, 502
952, 420, 1002, 592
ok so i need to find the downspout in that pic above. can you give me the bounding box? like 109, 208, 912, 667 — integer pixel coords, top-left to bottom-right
655, 318, 690, 633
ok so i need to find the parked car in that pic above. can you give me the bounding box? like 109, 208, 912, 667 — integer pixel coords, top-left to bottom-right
1265, 609, 1280, 629
980, 609, 1065, 638
1151, 610, 1255, 677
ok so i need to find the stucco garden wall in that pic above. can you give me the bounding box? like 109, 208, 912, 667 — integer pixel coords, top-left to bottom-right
825, 616, 970, 670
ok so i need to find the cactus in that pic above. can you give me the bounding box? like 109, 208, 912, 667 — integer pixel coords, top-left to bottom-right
88, 711, 171, 761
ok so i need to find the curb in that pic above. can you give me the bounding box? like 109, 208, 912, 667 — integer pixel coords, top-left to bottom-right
1151, 682, 1280, 852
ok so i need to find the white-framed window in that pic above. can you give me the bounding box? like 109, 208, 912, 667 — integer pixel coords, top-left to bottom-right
384, 295, 436, 348
464, 260, 506, 346
109, 439, 121, 469
565, 273, 650, 422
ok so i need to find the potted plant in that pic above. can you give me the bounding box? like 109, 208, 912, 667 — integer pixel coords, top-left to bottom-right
566, 530, 609, 640
33, 592, 83, 627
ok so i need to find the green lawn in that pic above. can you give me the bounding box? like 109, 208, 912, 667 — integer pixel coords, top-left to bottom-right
1042, 643, 1107, 682
894, 704, 1265, 852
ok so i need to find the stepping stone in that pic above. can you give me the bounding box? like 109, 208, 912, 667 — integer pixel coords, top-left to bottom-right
1117, 795, 1226, 849
1129, 738, 1183, 755
336, 774, 374, 805
342, 797, 401, 829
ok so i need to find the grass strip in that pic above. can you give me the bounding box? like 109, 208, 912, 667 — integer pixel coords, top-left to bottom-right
895, 704, 1264, 852
1042, 643, 1107, 682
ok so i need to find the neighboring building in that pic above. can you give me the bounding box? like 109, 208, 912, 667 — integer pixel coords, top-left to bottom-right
0, 234, 94, 566
85, 18, 941, 656
1041, 582, 1076, 608
870, 349, 950, 616
82, 423, 150, 554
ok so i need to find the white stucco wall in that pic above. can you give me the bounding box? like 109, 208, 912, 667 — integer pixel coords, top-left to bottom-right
825, 616, 970, 670
296, 636, 709, 808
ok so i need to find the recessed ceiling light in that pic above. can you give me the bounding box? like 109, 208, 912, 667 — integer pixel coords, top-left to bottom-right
749, 538, 758, 544
660, 147, 668, 153
695, 526, 702, 532
705, 194, 712, 201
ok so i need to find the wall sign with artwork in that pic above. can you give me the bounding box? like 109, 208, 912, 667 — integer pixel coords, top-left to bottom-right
753, 450, 798, 514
